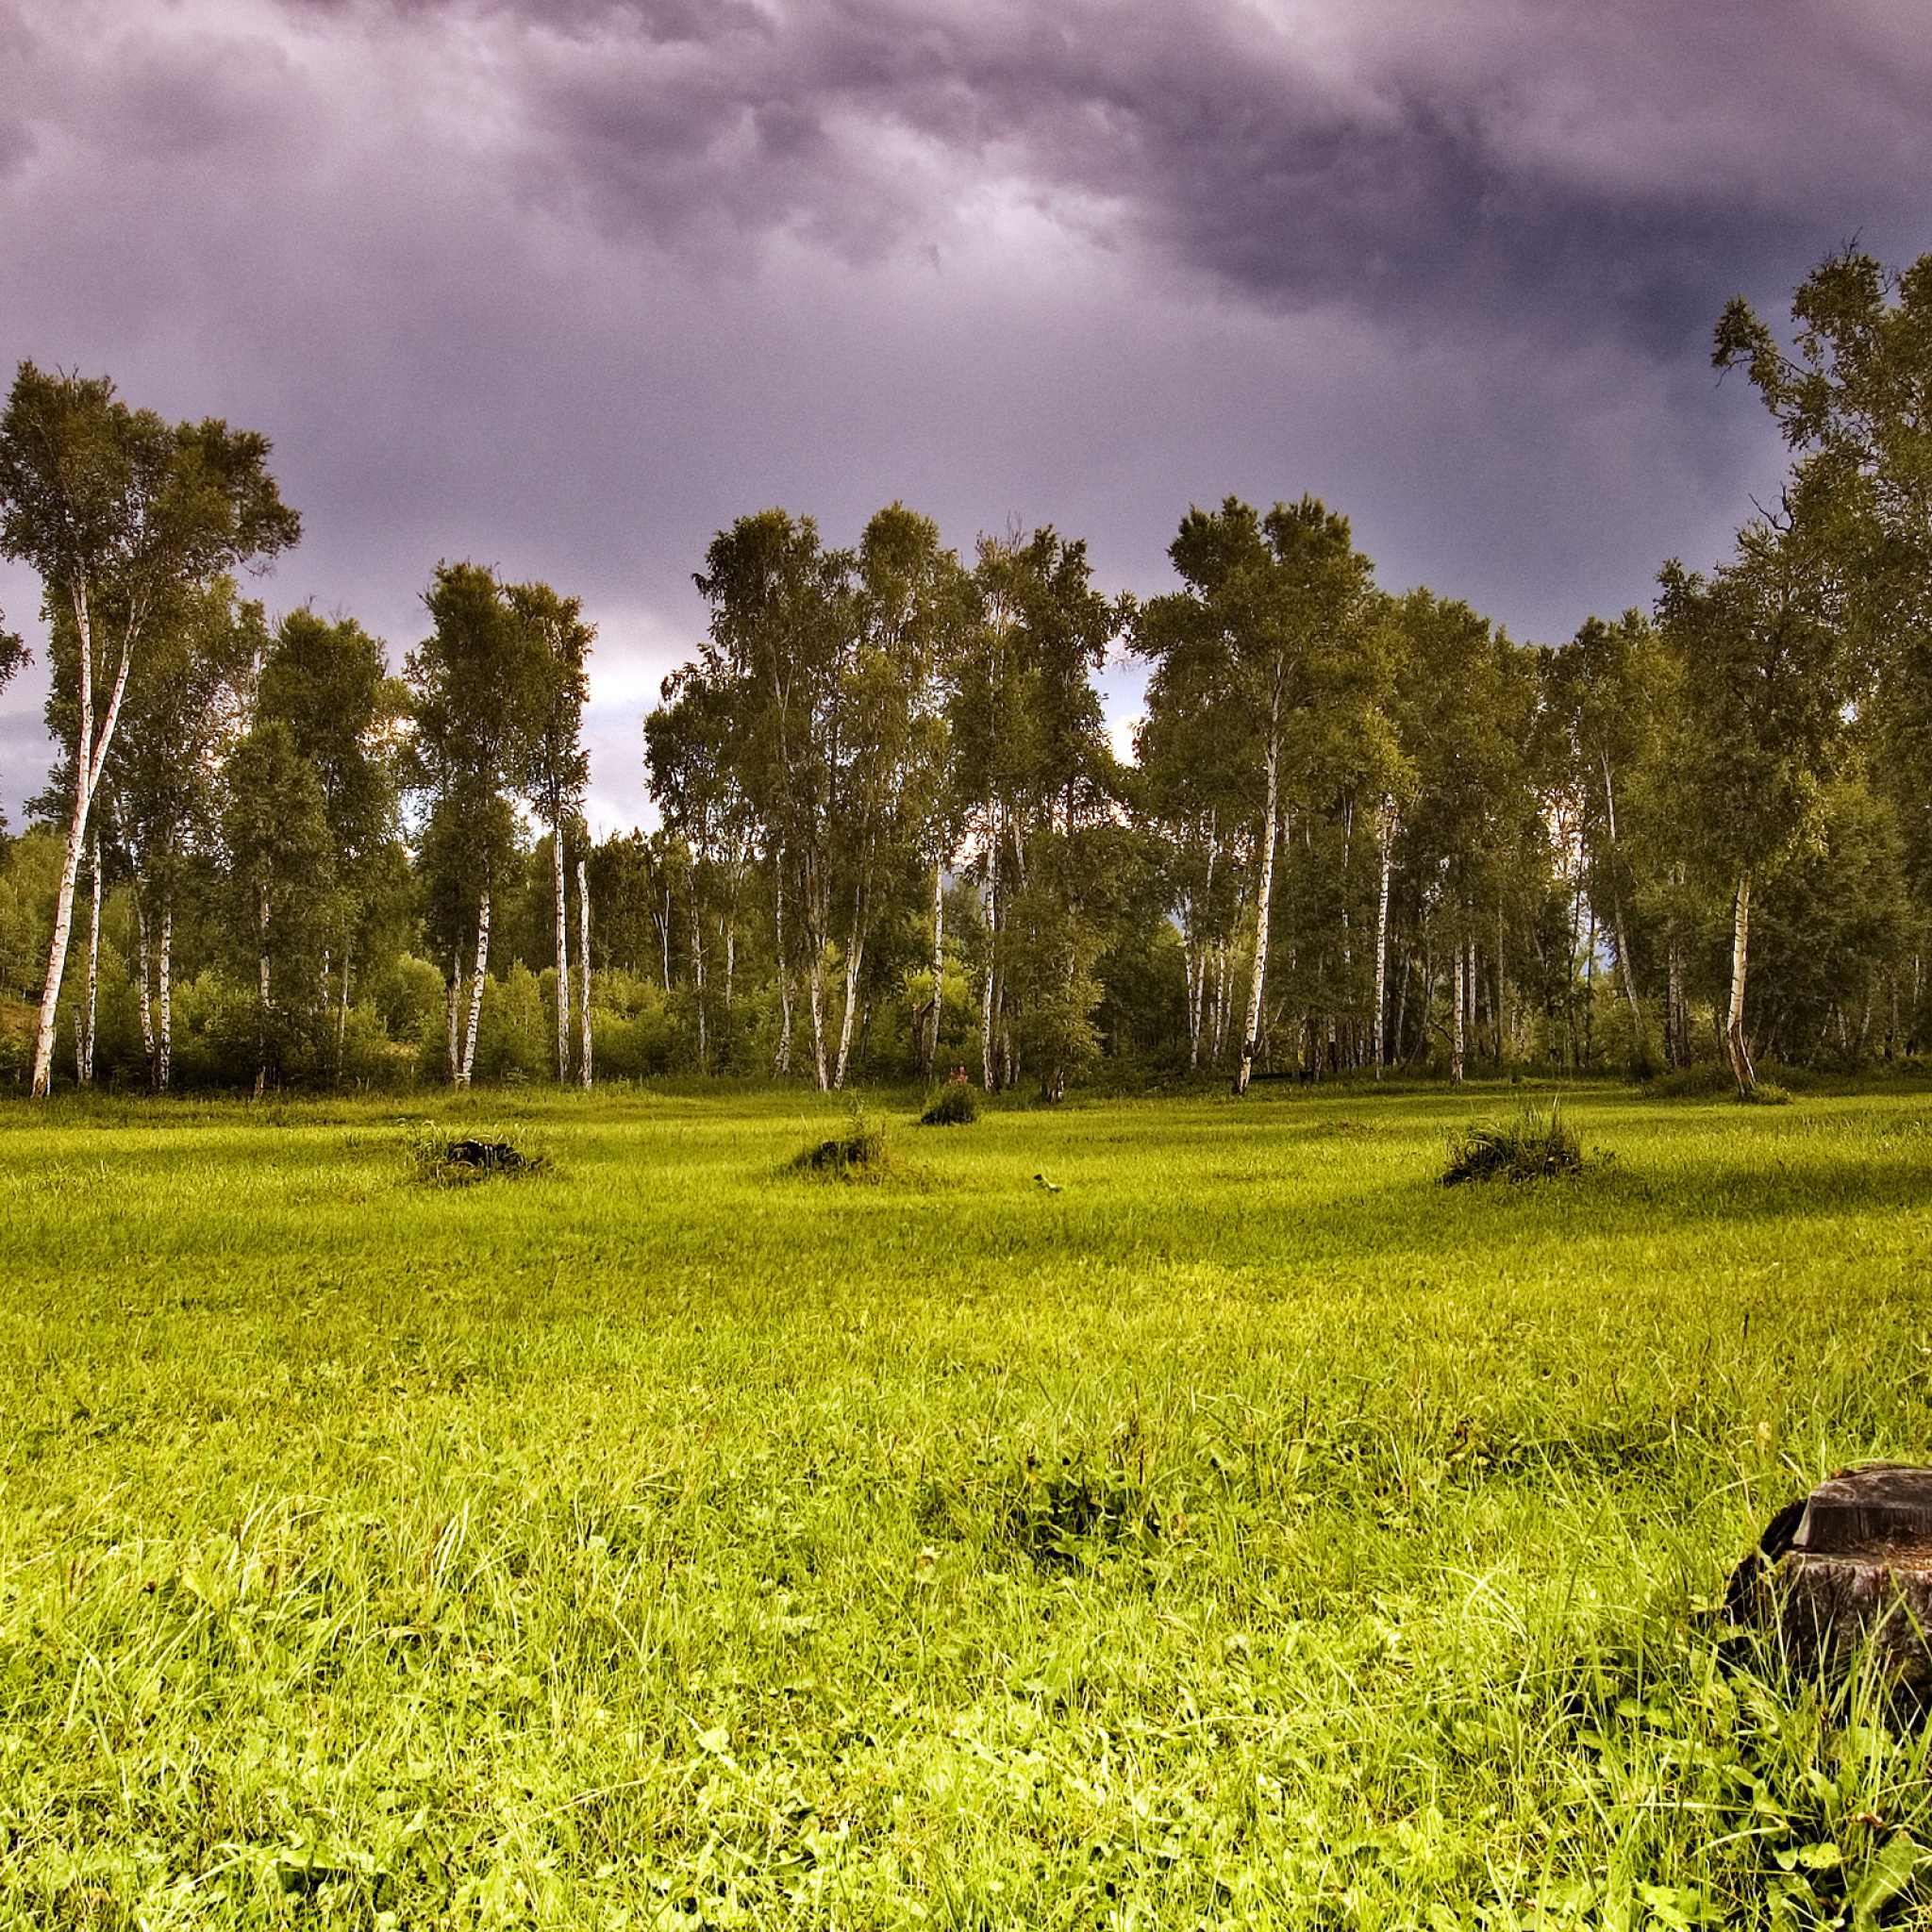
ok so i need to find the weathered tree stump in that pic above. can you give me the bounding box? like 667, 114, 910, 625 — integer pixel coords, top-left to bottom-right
1727, 1464, 1932, 1715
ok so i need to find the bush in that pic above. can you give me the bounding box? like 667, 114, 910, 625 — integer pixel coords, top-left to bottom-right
406, 1123, 552, 1186
792, 1102, 894, 1179
1740, 1080, 1793, 1107
1442, 1103, 1587, 1185
920, 1081, 979, 1126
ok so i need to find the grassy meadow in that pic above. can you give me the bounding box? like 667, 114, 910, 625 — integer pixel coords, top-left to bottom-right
5, 1077, 1932, 1928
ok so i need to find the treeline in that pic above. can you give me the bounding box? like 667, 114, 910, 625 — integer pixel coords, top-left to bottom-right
4, 249, 1932, 1097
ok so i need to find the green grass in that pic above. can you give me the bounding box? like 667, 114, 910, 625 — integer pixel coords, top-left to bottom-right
5, 1080, 1932, 1927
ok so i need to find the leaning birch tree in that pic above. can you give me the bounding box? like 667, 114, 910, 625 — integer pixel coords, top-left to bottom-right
0, 361, 299, 1095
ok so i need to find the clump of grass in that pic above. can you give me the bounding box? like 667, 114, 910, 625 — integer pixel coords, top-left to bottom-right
792, 1101, 895, 1178
406, 1123, 551, 1186
920, 1082, 980, 1126
1442, 1102, 1586, 1185
1740, 1081, 1794, 1107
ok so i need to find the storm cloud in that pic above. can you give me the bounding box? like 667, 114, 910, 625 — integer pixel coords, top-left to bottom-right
2, 0, 1928, 827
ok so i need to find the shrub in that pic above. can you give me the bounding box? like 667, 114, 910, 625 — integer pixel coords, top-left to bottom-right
1740, 1080, 1793, 1107
1442, 1103, 1587, 1185
407, 1124, 551, 1186
792, 1102, 893, 1178
920, 1082, 979, 1126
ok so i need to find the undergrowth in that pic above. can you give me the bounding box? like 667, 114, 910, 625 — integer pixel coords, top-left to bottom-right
919, 1081, 980, 1126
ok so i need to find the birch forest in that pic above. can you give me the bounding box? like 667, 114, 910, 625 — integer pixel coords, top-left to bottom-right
6, 250, 1932, 1100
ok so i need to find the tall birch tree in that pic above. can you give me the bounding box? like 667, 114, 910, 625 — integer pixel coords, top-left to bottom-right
1134, 497, 1378, 1094
510, 582, 592, 1082
406, 562, 552, 1087
0, 362, 298, 1095
1656, 512, 1848, 1093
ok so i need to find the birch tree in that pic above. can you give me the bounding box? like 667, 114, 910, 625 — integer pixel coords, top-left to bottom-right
87, 580, 259, 1089
955, 527, 1124, 1091
1656, 513, 1848, 1093
220, 717, 335, 1095
1134, 498, 1378, 1094
405, 562, 551, 1086
1537, 611, 1674, 1064
510, 582, 592, 1083
258, 608, 402, 1076
0, 362, 298, 1095
1386, 590, 1543, 1080
1716, 251, 1932, 901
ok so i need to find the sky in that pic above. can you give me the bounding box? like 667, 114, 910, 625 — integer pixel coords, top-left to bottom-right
3, 0, 1930, 834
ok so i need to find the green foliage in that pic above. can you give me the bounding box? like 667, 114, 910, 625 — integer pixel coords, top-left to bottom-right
1740, 1080, 1795, 1106
1442, 1100, 1588, 1183
919, 1079, 979, 1125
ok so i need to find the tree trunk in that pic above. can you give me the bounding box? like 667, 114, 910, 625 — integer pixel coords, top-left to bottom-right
255, 882, 272, 1100
577, 858, 592, 1090
833, 881, 865, 1089
1373, 811, 1394, 1075
1235, 740, 1281, 1097
157, 900, 173, 1092
1452, 937, 1466, 1084
807, 949, 828, 1091
75, 836, 101, 1087
32, 589, 135, 1098
689, 896, 708, 1070
446, 951, 461, 1085
773, 868, 793, 1077
1726, 874, 1756, 1094
134, 894, 156, 1082
923, 859, 945, 1078
459, 892, 490, 1088
553, 825, 570, 1082
980, 805, 1001, 1091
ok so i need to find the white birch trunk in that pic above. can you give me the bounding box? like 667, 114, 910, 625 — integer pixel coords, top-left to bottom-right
980, 805, 1000, 1091
690, 899, 708, 1070
576, 858, 592, 1091
1726, 874, 1756, 1094
1235, 736, 1280, 1097
553, 825, 570, 1082
1373, 806, 1395, 1076
75, 836, 100, 1086
924, 858, 945, 1077
157, 901, 173, 1092
446, 952, 461, 1085
134, 894, 156, 1080
1452, 939, 1466, 1084
807, 950, 828, 1091
832, 876, 865, 1089
772, 862, 793, 1077
459, 893, 490, 1088
32, 587, 136, 1097
255, 883, 271, 1100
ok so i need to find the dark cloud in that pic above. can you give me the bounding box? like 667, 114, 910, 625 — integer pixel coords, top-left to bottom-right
1, 0, 1927, 829
273, 0, 1932, 341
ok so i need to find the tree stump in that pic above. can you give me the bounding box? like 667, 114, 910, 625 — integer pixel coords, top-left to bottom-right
1728, 1464, 1932, 1715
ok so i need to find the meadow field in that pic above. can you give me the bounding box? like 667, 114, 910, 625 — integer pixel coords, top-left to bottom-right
5, 1078, 1932, 1929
